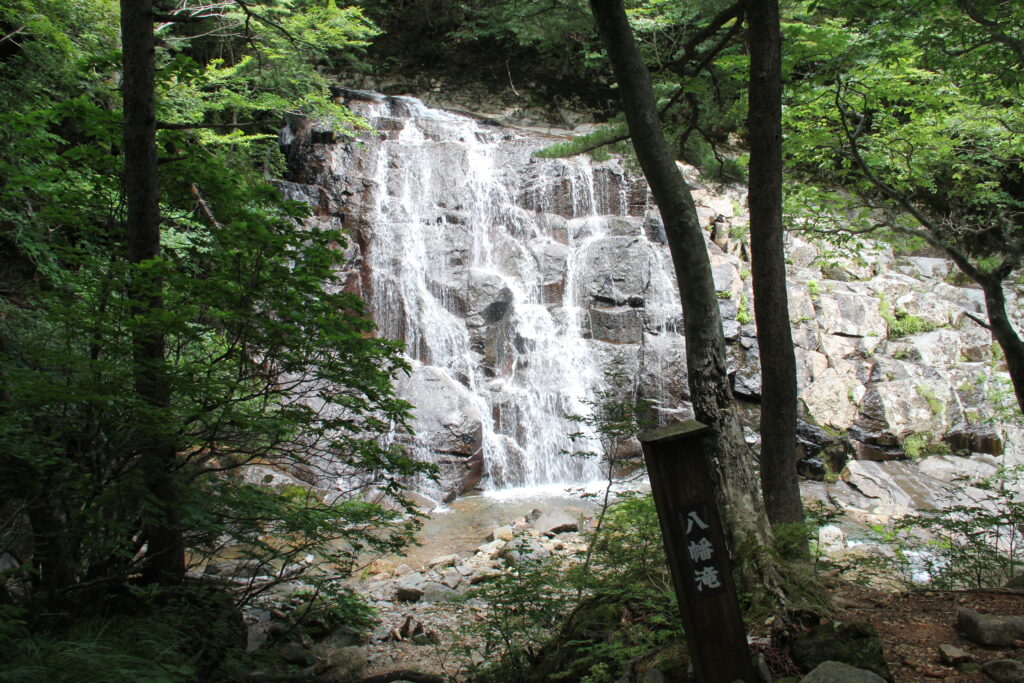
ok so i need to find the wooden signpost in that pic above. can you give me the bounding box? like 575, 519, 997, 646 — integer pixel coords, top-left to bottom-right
638, 419, 755, 683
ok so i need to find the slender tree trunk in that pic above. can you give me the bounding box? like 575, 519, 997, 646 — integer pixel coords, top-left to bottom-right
121, 0, 184, 584
27, 501, 76, 599
980, 275, 1024, 413
746, 0, 803, 529
590, 0, 778, 593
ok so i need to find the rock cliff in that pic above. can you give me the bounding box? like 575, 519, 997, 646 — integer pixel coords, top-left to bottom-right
281, 89, 1023, 513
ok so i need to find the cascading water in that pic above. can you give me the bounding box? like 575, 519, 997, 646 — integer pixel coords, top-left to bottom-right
291, 91, 689, 504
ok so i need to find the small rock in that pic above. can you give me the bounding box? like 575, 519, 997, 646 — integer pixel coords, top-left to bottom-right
937, 643, 970, 665
983, 658, 1024, 683
392, 563, 414, 576
398, 615, 417, 639
488, 526, 514, 542
412, 631, 437, 645
428, 554, 459, 568
531, 508, 579, 535
421, 581, 459, 603
817, 525, 847, 553
498, 537, 552, 566
469, 567, 501, 585
394, 572, 426, 602
800, 660, 885, 682
440, 568, 462, 589
476, 539, 506, 557
958, 608, 1024, 647
753, 652, 772, 683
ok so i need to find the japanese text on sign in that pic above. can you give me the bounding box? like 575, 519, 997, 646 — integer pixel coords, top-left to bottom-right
679, 503, 725, 596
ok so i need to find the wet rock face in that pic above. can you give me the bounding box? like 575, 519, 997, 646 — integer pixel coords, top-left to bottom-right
283, 92, 699, 503
283, 90, 1023, 505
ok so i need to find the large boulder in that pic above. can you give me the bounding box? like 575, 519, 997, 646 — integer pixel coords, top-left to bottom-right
800, 368, 866, 430
466, 269, 514, 328
841, 460, 967, 516
856, 378, 955, 438
816, 291, 887, 339
790, 620, 892, 681
958, 608, 1024, 647
800, 661, 886, 683
577, 236, 661, 306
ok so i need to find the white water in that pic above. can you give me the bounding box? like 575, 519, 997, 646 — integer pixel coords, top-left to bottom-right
327, 94, 677, 497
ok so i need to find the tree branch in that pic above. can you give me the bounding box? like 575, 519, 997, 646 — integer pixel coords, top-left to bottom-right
955, 0, 1024, 62
963, 310, 992, 330
663, 0, 745, 71
834, 82, 984, 281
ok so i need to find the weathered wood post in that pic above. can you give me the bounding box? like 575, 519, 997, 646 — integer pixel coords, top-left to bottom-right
638, 419, 755, 683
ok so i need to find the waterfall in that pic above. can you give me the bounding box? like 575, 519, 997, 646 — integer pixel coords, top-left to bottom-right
301, 91, 687, 504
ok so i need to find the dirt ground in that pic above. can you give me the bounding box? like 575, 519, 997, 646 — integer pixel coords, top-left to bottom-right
825, 582, 1024, 682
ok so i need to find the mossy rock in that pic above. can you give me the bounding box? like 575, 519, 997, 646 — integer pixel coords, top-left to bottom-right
790, 620, 892, 681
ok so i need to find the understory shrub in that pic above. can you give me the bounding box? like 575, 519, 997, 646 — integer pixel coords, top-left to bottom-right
463, 495, 684, 683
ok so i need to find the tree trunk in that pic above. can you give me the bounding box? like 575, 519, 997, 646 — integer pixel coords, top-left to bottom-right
746, 0, 803, 530
590, 0, 778, 592
121, 0, 184, 584
979, 275, 1024, 414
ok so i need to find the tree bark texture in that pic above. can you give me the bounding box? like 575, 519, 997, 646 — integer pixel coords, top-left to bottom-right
746, 0, 803, 528
979, 275, 1024, 414
590, 0, 776, 585
121, 0, 184, 583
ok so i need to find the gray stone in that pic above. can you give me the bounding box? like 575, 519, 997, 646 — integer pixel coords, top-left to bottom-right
395, 366, 484, 500
799, 368, 865, 430
420, 581, 459, 603
584, 306, 643, 344
531, 508, 579, 535
937, 643, 970, 665
817, 291, 887, 338
857, 379, 953, 438
901, 256, 949, 280
488, 526, 514, 542
790, 620, 892, 680
957, 607, 1024, 647
440, 568, 462, 589
476, 539, 506, 557
427, 553, 459, 568
800, 660, 886, 683
983, 658, 1024, 683
394, 572, 426, 602
498, 537, 552, 566
469, 566, 502, 584
944, 423, 1004, 456
842, 460, 957, 515
732, 344, 762, 399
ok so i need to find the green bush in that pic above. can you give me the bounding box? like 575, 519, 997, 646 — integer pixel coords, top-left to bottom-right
465, 495, 683, 683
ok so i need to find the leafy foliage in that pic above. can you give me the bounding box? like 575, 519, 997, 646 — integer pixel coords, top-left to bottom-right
465, 495, 682, 683
0, 0, 431, 675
